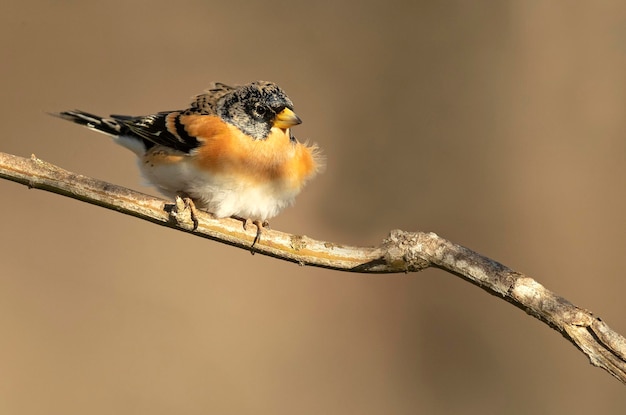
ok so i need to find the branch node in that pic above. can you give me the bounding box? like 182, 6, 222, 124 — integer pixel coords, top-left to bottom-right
290, 234, 307, 251
382, 230, 430, 272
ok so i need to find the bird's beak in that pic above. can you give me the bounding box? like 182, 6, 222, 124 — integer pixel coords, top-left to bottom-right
273, 108, 302, 129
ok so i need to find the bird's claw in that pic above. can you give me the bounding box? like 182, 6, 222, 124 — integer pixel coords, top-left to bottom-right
170, 194, 199, 231
237, 217, 269, 253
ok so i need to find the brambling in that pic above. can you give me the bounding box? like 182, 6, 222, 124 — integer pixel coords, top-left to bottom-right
52, 81, 322, 245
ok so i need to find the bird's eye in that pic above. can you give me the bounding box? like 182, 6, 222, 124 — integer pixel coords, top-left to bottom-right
254, 105, 267, 117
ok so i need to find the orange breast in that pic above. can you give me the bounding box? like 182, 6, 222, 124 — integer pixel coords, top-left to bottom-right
183, 114, 319, 190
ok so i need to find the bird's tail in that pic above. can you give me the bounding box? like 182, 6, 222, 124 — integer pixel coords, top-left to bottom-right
50, 110, 124, 137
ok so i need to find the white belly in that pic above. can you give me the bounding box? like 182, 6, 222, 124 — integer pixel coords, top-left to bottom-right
137, 156, 298, 221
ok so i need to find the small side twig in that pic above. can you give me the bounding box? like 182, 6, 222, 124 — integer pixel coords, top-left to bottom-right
1, 151, 625, 384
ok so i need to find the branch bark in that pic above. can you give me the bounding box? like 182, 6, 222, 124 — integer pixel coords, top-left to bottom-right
1, 151, 625, 384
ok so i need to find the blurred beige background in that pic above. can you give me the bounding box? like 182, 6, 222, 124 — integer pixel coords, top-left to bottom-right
1, 1, 625, 414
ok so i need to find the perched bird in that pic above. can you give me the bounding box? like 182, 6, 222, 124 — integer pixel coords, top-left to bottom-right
52, 81, 322, 245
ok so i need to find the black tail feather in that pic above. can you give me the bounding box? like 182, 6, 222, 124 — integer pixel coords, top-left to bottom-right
50, 110, 125, 137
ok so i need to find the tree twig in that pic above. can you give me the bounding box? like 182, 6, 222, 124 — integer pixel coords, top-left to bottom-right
1, 151, 625, 384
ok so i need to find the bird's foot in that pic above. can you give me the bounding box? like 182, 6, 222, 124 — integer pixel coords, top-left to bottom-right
170, 193, 199, 231
236, 217, 269, 253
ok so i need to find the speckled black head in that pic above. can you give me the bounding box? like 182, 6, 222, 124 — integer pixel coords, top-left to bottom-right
217, 81, 299, 140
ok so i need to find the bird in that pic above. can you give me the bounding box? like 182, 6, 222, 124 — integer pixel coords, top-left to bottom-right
52, 81, 323, 246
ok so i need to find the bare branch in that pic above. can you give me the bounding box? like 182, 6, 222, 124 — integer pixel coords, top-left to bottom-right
1, 150, 625, 384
